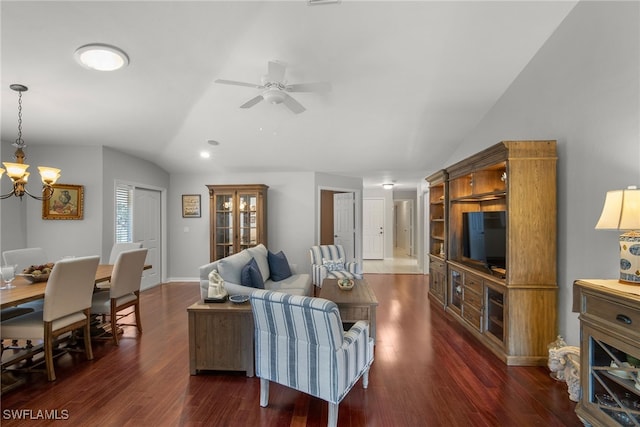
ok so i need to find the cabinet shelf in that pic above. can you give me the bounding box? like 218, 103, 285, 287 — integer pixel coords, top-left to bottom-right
450, 191, 506, 203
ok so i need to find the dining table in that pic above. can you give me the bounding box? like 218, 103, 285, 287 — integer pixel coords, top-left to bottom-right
0, 264, 151, 309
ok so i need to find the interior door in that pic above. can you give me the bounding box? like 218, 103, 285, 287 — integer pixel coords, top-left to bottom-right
133, 187, 161, 290
333, 192, 355, 262
363, 198, 384, 259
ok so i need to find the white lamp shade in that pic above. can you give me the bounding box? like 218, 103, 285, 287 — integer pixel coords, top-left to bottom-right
595, 187, 640, 230
38, 166, 61, 185
2, 162, 29, 180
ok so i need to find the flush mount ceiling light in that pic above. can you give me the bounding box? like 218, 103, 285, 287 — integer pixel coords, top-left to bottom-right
383, 183, 394, 190
75, 43, 129, 71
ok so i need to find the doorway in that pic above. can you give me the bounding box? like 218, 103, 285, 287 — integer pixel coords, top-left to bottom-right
133, 187, 162, 290
319, 189, 356, 262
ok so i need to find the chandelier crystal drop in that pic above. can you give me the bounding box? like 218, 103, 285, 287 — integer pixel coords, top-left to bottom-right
1, 84, 61, 200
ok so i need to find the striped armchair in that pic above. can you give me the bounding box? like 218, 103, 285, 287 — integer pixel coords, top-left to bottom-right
250, 290, 374, 427
309, 245, 361, 288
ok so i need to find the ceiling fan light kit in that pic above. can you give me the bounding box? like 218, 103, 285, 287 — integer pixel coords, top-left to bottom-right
215, 60, 330, 114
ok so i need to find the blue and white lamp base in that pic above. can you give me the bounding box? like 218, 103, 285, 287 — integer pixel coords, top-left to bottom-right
619, 231, 640, 284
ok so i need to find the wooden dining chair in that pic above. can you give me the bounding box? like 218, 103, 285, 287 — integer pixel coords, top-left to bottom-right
1, 255, 100, 381
91, 248, 147, 345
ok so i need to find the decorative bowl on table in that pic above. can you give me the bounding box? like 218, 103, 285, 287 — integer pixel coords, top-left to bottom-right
19, 263, 54, 283
229, 294, 250, 304
337, 278, 354, 291
18, 272, 50, 283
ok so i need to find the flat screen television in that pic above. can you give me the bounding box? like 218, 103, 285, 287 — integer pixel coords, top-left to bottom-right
462, 211, 506, 269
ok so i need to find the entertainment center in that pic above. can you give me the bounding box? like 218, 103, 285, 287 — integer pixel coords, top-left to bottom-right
427, 140, 558, 366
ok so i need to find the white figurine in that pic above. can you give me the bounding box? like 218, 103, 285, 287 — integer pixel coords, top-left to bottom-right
208, 269, 228, 300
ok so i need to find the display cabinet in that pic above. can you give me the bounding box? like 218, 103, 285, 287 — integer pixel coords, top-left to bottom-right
426, 170, 447, 307
207, 184, 268, 262
574, 279, 640, 427
442, 140, 558, 365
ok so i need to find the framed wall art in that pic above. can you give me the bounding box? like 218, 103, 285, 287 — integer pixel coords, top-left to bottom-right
42, 184, 84, 220
182, 194, 201, 218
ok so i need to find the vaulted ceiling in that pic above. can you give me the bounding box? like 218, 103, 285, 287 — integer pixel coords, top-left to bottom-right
1, 1, 577, 190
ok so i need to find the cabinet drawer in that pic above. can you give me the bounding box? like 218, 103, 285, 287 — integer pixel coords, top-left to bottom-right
465, 274, 483, 294
584, 293, 640, 339
464, 288, 483, 310
430, 259, 446, 274
462, 305, 482, 330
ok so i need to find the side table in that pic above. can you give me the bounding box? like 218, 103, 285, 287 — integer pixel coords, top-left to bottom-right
187, 300, 254, 377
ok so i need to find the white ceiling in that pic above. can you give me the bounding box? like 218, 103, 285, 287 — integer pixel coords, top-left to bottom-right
1, 1, 577, 190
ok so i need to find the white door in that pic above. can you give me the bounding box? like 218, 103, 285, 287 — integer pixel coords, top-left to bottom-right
333, 192, 355, 262
133, 188, 161, 290
363, 198, 384, 259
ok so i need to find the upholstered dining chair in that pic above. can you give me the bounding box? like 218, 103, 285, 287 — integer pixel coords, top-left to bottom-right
250, 290, 374, 427
2, 247, 48, 273
95, 242, 143, 290
91, 248, 147, 345
108, 242, 143, 264
1, 255, 100, 381
309, 244, 361, 288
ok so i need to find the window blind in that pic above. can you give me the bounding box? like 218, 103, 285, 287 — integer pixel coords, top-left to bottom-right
115, 184, 133, 243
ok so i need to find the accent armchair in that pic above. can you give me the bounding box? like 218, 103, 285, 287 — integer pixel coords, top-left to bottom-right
250, 290, 374, 427
309, 244, 361, 288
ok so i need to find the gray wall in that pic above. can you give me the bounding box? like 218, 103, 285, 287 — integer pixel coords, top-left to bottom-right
444, 1, 640, 345
168, 171, 322, 280
0, 144, 104, 261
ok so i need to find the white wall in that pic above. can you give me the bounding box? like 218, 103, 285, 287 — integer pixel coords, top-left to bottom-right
168, 171, 318, 280
102, 147, 170, 263
0, 140, 27, 254
17, 145, 104, 261
445, 1, 640, 345
0, 145, 170, 273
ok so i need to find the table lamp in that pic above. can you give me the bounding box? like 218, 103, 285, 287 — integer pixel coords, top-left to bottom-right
595, 185, 640, 284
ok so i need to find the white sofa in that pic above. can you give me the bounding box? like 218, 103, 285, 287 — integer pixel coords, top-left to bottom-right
199, 244, 312, 299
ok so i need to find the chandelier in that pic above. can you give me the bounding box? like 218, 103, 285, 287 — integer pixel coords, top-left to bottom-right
0, 84, 61, 200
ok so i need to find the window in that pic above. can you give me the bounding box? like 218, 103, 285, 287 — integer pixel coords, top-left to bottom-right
115, 184, 133, 243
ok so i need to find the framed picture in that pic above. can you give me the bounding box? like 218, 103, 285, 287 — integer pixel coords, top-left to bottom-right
42, 184, 84, 220
182, 194, 201, 218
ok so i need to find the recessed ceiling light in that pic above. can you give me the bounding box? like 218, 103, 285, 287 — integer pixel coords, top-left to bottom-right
207, 140, 220, 146
74, 43, 129, 71
200, 151, 211, 159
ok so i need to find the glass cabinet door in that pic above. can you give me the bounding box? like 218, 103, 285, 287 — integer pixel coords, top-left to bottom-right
208, 184, 268, 262
238, 193, 258, 251
215, 193, 234, 258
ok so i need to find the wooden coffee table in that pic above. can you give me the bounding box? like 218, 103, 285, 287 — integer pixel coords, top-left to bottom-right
319, 278, 379, 342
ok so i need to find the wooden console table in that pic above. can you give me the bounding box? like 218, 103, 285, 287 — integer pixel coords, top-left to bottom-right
187, 301, 254, 377
573, 279, 640, 426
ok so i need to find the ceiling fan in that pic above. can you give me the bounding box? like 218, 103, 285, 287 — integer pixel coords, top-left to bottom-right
215, 60, 330, 114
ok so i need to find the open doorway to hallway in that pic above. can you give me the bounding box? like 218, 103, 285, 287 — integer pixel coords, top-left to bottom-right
362, 247, 421, 274
362, 197, 422, 274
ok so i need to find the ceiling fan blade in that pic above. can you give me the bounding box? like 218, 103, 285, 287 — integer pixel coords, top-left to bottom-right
286, 81, 331, 93
240, 95, 264, 109
282, 93, 306, 114
267, 61, 286, 82
215, 79, 262, 89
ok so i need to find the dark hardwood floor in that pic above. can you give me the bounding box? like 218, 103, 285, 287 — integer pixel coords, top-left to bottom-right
1, 274, 581, 426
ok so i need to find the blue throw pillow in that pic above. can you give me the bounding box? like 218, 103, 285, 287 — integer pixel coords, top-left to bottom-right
240, 258, 264, 289
268, 250, 292, 282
